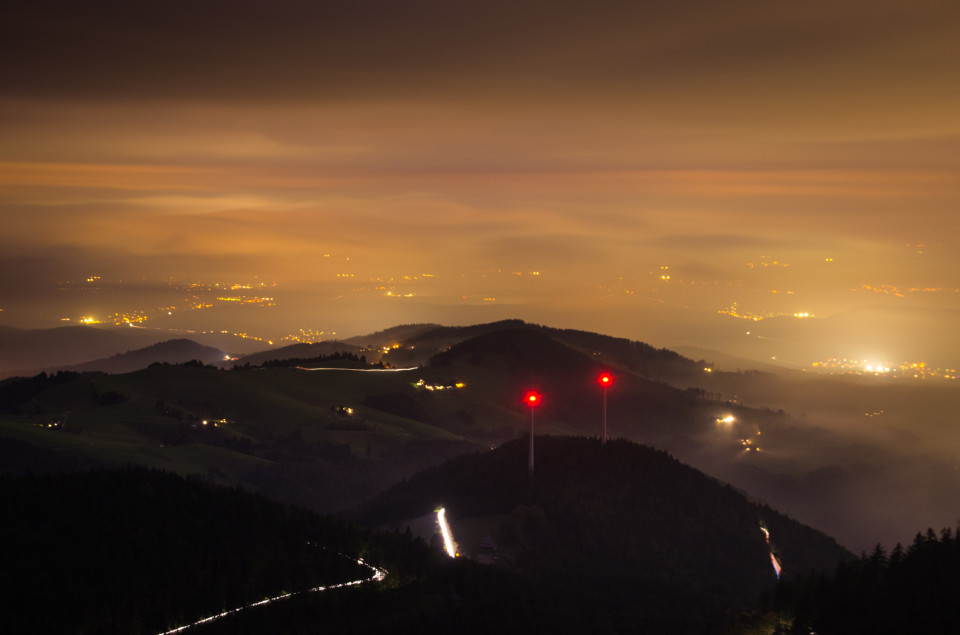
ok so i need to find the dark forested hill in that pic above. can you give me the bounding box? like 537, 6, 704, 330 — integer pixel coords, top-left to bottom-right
0, 325, 168, 378
54, 338, 227, 374
778, 527, 960, 634
355, 435, 852, 629
342, 320, 707, 379
0, 468, 420, 634
5, 319, 931, 558
0, 325, 713, 517
235, 340, 366, 367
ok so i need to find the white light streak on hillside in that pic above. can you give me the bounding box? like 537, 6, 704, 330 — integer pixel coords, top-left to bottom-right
295, 366, 418, 372
158, 546, 386, 634
437, 507, 458, 558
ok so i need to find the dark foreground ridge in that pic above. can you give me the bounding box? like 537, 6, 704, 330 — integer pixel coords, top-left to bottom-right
355, 435, 852, 630
777, 527, 960, 634
0, 468, 416, 634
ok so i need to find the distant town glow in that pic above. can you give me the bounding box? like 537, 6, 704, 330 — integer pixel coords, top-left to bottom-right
1, 0, 958, 372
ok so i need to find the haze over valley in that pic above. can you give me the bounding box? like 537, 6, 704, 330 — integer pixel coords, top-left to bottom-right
3, 1, 960, 631
4, 320, 959, 556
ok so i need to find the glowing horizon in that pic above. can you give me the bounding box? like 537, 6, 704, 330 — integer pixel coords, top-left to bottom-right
2, 0, 959, 367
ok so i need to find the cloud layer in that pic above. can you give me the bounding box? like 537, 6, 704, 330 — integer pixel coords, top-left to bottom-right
1, 0, 958, 352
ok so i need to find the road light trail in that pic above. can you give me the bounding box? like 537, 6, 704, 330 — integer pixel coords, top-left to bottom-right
158, 546, 387, 634
437, 507, 458, 558
760, 523, 781, 580
770, 552, 782, 579
295, 366, 418, 372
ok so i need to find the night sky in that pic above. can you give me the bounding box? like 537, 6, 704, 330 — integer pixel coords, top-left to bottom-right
2, 0, 959, 364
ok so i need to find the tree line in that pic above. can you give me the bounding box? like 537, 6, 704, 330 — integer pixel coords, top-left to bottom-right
0, 467, 435, 634
775, 527, 960, 633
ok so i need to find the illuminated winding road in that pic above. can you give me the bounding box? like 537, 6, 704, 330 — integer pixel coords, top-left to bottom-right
295, 366, 418, 372
158, 547, 387, 634
161, 514, 775, 632
437, 507, 458, 558
761, 524, 782, 579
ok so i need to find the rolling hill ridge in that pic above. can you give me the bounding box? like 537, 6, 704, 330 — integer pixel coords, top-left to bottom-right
355, 435, 851, 629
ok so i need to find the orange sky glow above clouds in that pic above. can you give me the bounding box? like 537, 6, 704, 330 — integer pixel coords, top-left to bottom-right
2, 0, 959, 365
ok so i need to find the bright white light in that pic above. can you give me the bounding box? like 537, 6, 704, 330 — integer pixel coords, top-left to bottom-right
770, 553, 782, 579
437, 507, 457, 558
760, 523, 780, 579
297, 367, 418, 372
158, 544, 387, 634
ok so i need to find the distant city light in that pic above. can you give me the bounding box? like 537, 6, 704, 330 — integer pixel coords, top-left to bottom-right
805, 357, 956, 380
414, 379, 466, 391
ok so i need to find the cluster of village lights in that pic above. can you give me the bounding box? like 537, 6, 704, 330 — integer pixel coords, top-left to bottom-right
523, 372, 614, 476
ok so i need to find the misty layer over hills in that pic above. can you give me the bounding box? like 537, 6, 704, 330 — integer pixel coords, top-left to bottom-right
0, 324, 260, 378
2, 320, 959, 554
4, 319, 960, 632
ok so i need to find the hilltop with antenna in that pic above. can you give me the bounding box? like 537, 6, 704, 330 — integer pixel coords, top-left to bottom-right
354, 435, 851, 628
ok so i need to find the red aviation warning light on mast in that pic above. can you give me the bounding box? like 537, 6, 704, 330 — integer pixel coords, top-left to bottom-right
597, 372, 613, 445
524, 390, 542, 475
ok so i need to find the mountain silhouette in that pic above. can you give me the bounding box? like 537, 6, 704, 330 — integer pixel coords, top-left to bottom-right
356, 435, 851, 625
